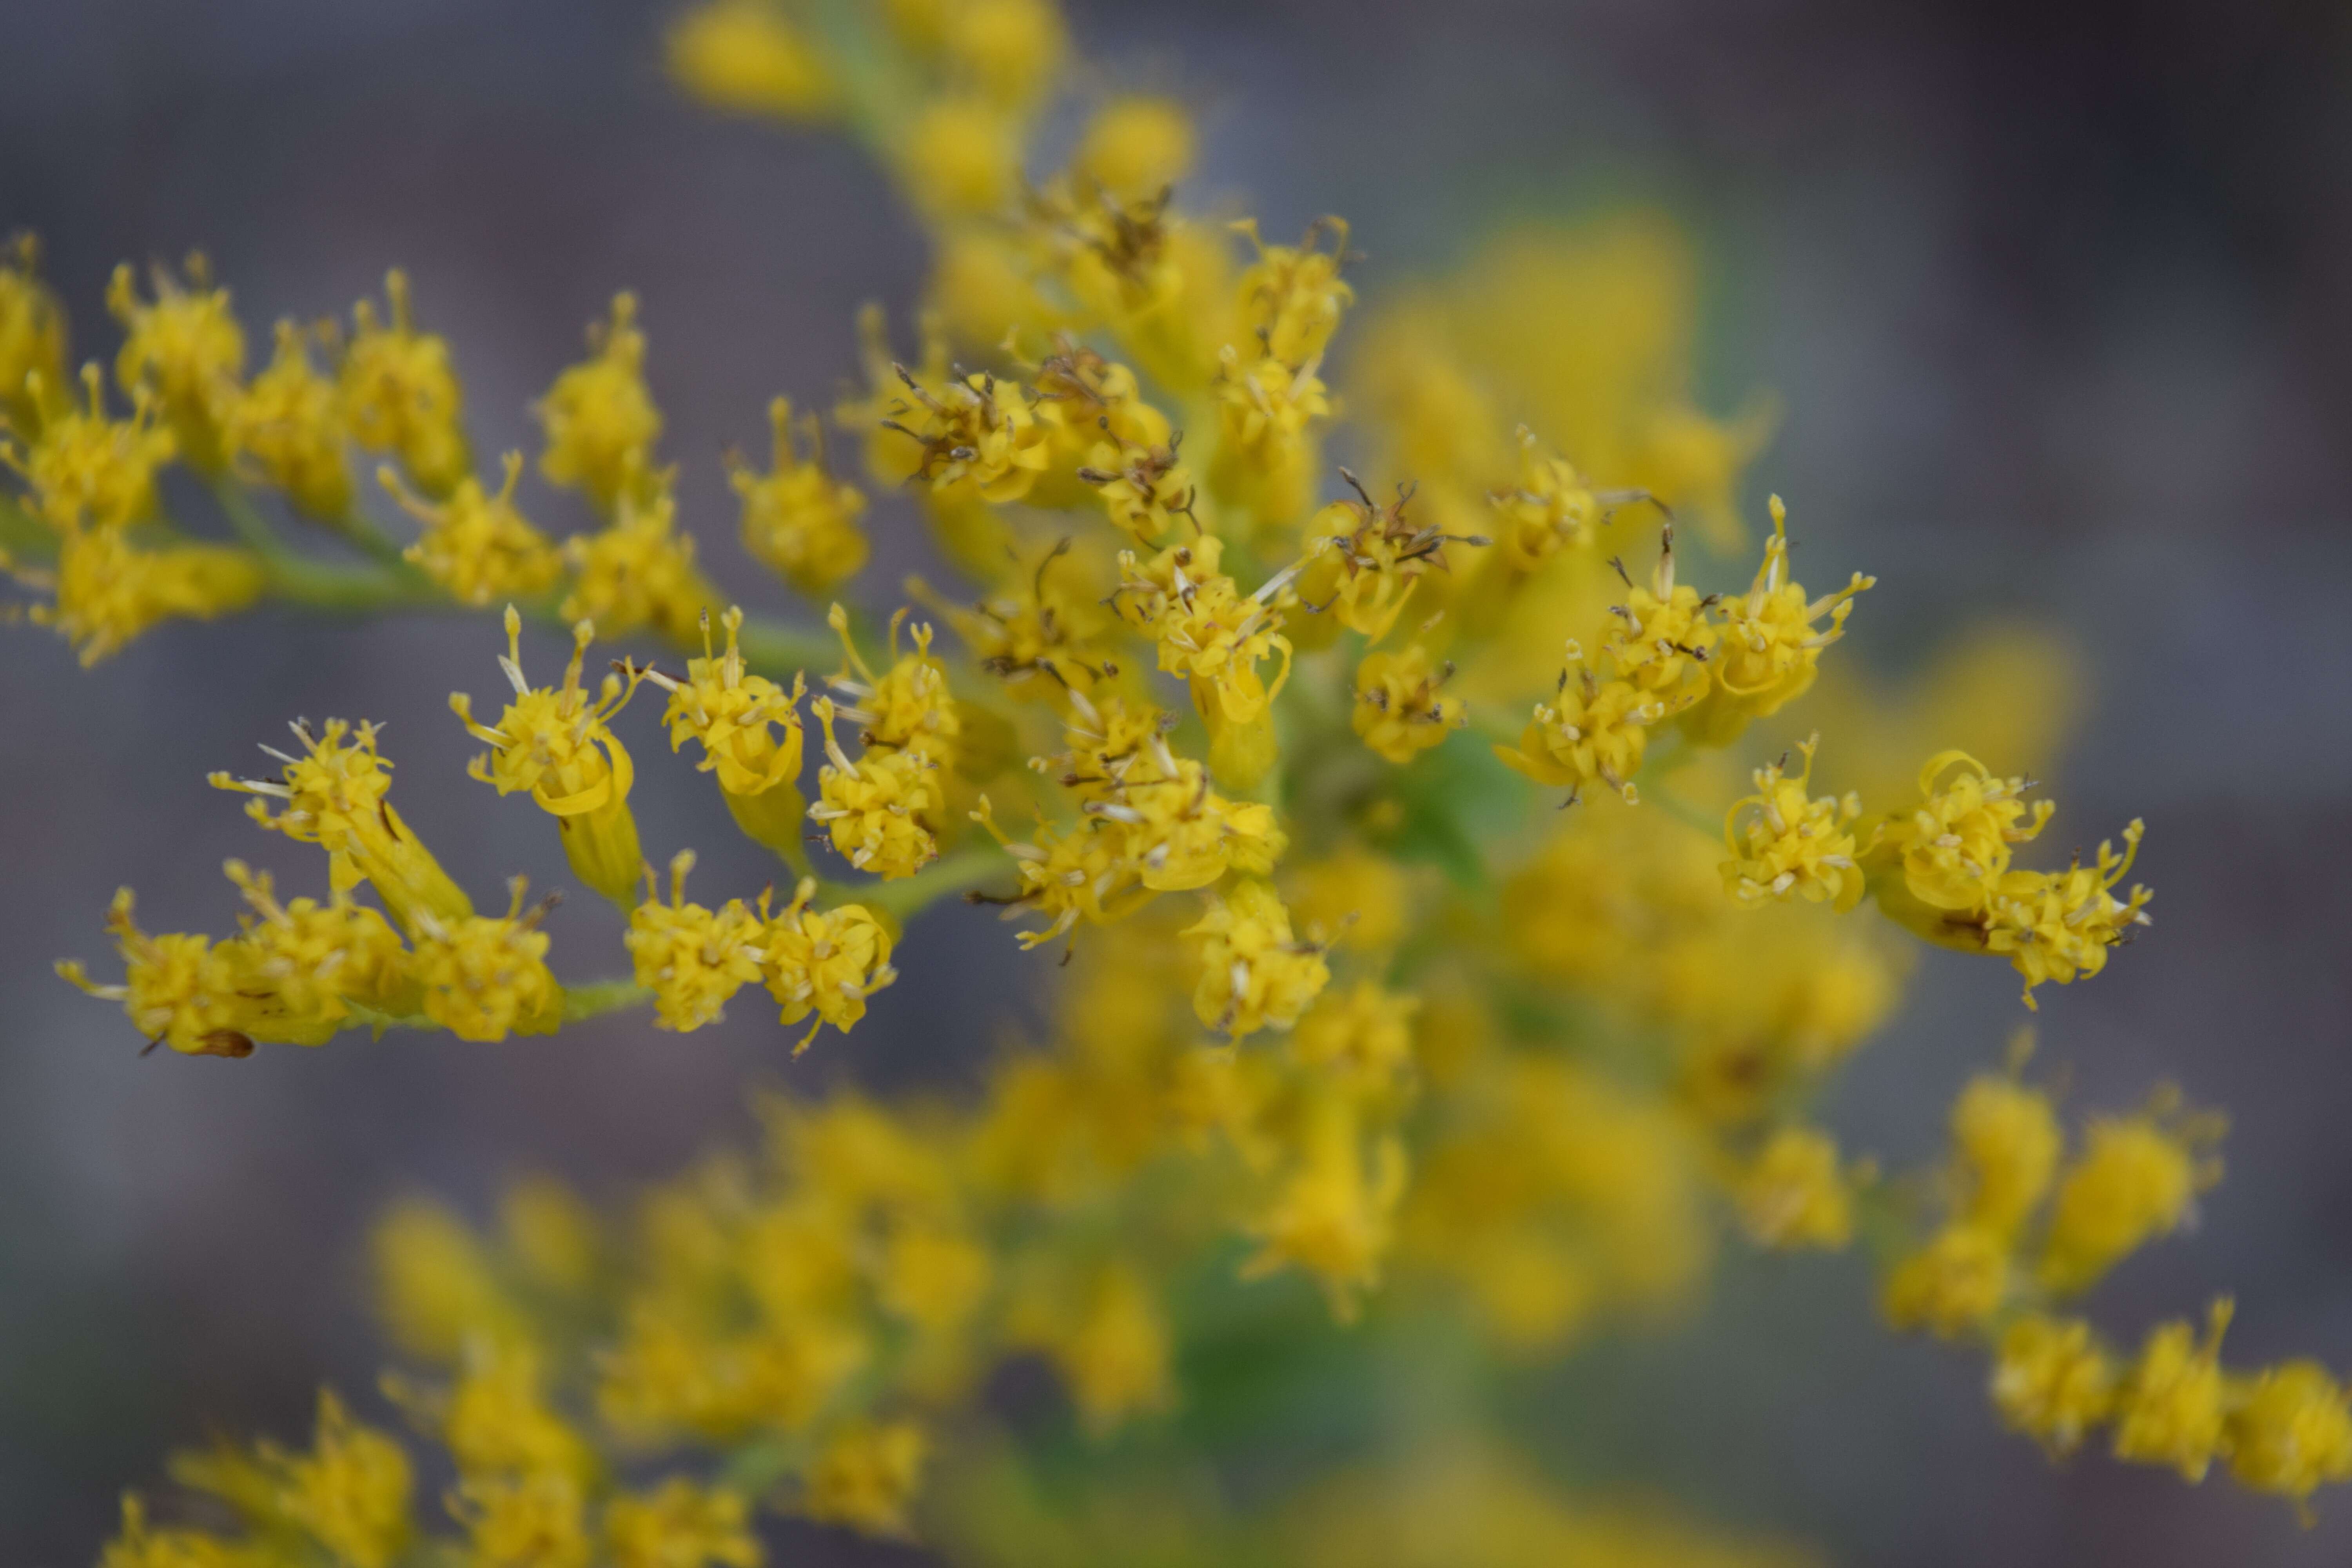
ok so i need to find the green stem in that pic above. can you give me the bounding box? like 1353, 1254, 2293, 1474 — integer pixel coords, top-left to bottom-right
731, 612, 841, 679
828, 843, 1007, 922
561, 979, 652, 1023
210, 477, 446, 614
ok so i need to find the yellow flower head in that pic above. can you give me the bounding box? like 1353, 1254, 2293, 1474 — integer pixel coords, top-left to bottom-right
1077, 426, 1198, 544
0, 232, 69, 434
667, 0, 838, 121
1284, 844, 1411, 953
231, 319, 352, 519
1882, 1222, 2009, 1340
759, 877, 899, 1050
2040, 1094, 2220, 1294
561, 475, 715, 641
409, 877, 564, 1043
604, 1479, 760, 1568
1049, 697, 1283, 892
970, 797, 1145, 951
339, 269, 470, 497
1075, 95, 1197, 201
878, 360, 1049, 502
945, 0, 1066, 109
1601, 523, 1717, 702
107, 255, 245, 472
537, 293, 663, 513
1720, 736, 1866, 911
451, 608, 646, 905
825, 603, 962, 764
626, 851, 765, 1033
1991, 1314, 2116, 1458
1297, 472, 1481, 642
2228, 1360, 2352, 1506
1040, 1264, 1174, 1434
809, 695, 943, 879
99, 1495, 252, 1568
2, 363, 175, 532
221, 859, 414, 1035
1236, 216, 1354, 366
1735, 1125, 1857, 1251
1689, 495, 1873, 744
211, 717, 473, 937
802, 1420, 928, 1539
452, 1471, 590, 1568
1031, 336, 1171, 453
897, 94, 1023, 220
642, 605, 806, 798
1112, 535, 1295, 725
1209, 343, 1331, 530
434, 1340, 592, 1481
1951, 1071, 2061, 1235
2112, 1299, 2233, 1482
17, 520, 262, 666
1982, 819, 2154, 1009
1353, 643, 1466, 764
385, 452, 563, 608
58, 888, 260, 1058
1243, 1093, 1406, 1321
265, 1390, 415, 1568
1489, 427, 1602, 571
733, 396, 868, 597
1877, 750, 2054, 913
1290, 979, 1419, 1097
1494, 644, 1670, 804
913, 539, 1119, 703
1183, 878, 1329, 1038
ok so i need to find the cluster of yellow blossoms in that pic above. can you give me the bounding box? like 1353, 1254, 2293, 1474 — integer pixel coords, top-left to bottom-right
12, 2, 2336, 1563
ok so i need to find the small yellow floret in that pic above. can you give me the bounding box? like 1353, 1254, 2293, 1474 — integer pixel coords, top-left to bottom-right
1991, 1314, 2115, 1458
667, 0, 838, 120
759, 878, 899, 1050
2228, 1360, 2352, 1506
626, 851, 764, 1033
1076, 96, 1197, 200
1687, 495, 1872, 746
2, 364, 175, 531
1950, 1072, 2061, 1235
384, 451, 562, 607
1882, 1222, 2009, 1339
802, 1419, 927, 1539
0, 232, 68, 434
733, 396, 868, 597
639, 606, 809, 852
340, 270, 470, 498
2112, 1299, 2232, 1482
409, 878, 564, 1043
2040, 1103, 2215, 1294
808, 696, 942, 879
537, 293, 663, 514
1720, 736, 1865, 911
19, 519, 262, 666
232, 320, 351, 519
604, 1479, 760, 1568
265, 1390, 415, 1568
107, 255, 245, 472
1183, 879, 1329, 1039
1735, 1125, 1855, 1251
561, 478, 715, 642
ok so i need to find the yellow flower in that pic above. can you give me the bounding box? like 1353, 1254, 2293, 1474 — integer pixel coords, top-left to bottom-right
1720, 736, 1866, 911
802, 1420, 928, 1539
560, 477, 716, 642
409, 878, 565, 1043
435, 1341, 592, 1481
1870, 750, 2053, 914
1284, 844, 1410, 953
0, 232, 69, 435
339, 269, 470, 498
809, 695, 943, 879
604, 1479, 760, 1568
1734, 1125, 1855, 1251
1075, 96, 1197, 200
1950, 1072, 2061, 1235
759, 877, 899, 1049
384, 452, 564, 608
945, 0, 1065, 110
1494, 648, 1669, 804
1981, 820, 2154, 1010
1236, 216, 1355, 366
2112, 1300, 2232, 1482
537, 293, 662, 513
1686, 495, 1873, 746
970, 797, 1145, 950
1044, 1265, 1174, 1433
211, 717, 473, 937
1488, 427, 1602, 572
896, 96, 1023, 221
1183, 879, 1329, 1038
667, 0, 838, 121
911, 535, 1120, 704
878, 1221, 993, 1335
2, 364, 175, 530
107, 255, 245, 472
1296, 477, 1480, 643
231, 320, 351, 520
638, 606, 809, 853
1882, 1223, 2009, 1339
733, 396, 868, 597
18, 519, 262, 666
1208, 344, 1330, 530
824, 603, 962, 766
626, 851, 765, 1032
1991, 1314, 2115, 1458
57, 888, 261, 1058
1289, 980, 1419, 1096
1112, 534, 1294, 727
2040, 1102, 2217, 1294
1600, 525, 1717, 702
268, 1391, 414, 1568
98, 1495, 260, 1568
877, 359, 1049, 501
2227, 1361, 2352, 1506
1243, 1091, 1406, 1320
452, 1471, 591, 1568
451, 608, 647, 906
219, 859, 415, 1034
369, 1197, 524, 1366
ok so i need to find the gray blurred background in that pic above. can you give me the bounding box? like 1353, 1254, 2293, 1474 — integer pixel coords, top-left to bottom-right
5, 0, 2352, 1563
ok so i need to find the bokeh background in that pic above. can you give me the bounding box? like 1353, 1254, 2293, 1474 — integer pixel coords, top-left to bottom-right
6, 0, 2352, 1563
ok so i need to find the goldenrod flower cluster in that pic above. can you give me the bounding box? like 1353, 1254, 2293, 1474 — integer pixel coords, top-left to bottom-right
18, 2, 2341, 1561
